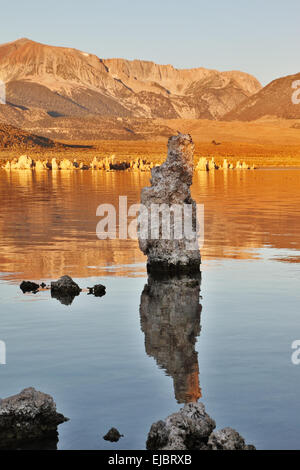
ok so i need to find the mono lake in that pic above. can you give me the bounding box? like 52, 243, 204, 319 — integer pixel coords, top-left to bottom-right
0, 169, 300, 449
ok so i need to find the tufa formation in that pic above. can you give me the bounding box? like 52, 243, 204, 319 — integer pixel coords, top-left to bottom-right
146, 402, 255, 451
139, 133, 201, 274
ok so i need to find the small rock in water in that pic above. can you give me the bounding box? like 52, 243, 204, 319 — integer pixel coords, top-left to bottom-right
103, 427, 123, 442
88, 284, 106, 297
0, 387, 68, 449
20, 280, 39, 293
146, 403, 255, 450
51, 275, 81, 295
50, 276, 81, 305
93, 284, 106, 297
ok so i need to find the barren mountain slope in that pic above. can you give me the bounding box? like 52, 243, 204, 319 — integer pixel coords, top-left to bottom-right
224, 72, 300, 121
0, 122, 66, 149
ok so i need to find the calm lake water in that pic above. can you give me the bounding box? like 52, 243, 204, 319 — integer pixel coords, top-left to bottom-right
0, 168, 300, 450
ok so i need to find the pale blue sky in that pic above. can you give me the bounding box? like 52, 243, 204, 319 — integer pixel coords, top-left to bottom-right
1, 0, 299, 85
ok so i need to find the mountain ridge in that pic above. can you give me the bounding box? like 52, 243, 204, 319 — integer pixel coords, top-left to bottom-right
0, 38, 262, 139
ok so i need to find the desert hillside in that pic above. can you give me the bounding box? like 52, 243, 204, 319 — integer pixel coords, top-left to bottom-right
224, 72, 300, 121
0, 122, 66, 149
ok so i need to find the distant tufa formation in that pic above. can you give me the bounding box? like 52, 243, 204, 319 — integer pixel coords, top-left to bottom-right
139, 133, 201, 274
2, 154, 256, 172
2, 154, 155, 172
195, 156, 256, 170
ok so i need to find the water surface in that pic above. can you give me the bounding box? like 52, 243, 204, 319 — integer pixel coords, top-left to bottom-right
0, 169, 300, 449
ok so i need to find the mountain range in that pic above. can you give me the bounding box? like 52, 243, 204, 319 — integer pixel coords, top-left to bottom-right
0, 38, 299, 142
0, 38, 261, 140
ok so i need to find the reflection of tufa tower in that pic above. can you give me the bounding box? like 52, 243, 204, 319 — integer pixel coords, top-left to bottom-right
140, 274, 202, 404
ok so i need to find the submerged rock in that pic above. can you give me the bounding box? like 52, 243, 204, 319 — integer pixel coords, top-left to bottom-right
0, 387, 68, 449
146, 403, 255, 450
20, 280, 39, 293
88, 283, 106, 297
50, 275, 81, 305
103, 427, 123, 442
51, 275, 81, 295
139, 133, 201, 275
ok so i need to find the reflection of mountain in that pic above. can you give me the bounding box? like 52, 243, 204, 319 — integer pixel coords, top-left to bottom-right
0, 170, 148, 281
140, 274, 202, 403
